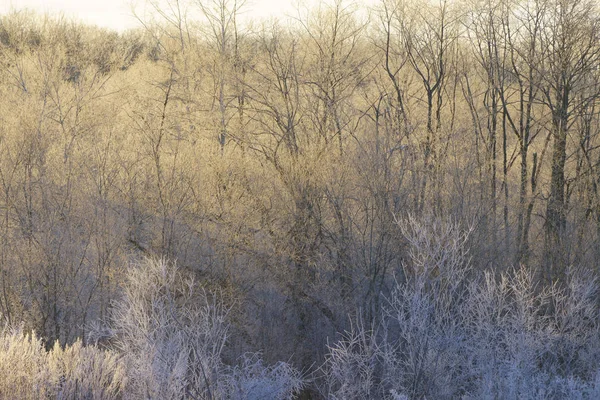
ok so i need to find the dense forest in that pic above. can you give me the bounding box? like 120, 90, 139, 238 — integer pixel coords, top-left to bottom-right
1, 0, 600, 397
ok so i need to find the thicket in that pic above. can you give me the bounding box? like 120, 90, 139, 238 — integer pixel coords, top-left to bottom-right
0, 258, 303, 399
0, 0, 600, 397
323, 217, 600, 399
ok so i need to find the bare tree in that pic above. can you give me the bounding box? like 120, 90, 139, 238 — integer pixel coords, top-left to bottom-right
539, 0, 600, 279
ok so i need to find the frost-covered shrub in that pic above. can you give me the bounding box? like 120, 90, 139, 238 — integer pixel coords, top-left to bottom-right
111, 256, 304, 399
463, 267, 600, 400
0, 328, 52, 399
110, 256, 229, 399
323, 216, 472, 399
0, 328, 124, 399
323, 321, 380, 400
48, 339, 125, 399
219, 353, 304, 399
323, 216, 600, 399
0, 257, 304, 400
382, 216, 472, 399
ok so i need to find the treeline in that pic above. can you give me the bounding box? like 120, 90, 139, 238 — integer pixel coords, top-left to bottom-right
0, 0, 599, 397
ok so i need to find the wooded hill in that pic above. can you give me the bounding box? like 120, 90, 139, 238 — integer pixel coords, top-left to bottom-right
1, 0, 600, 397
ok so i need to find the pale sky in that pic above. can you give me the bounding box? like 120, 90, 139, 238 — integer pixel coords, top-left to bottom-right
0, 0, 312, 32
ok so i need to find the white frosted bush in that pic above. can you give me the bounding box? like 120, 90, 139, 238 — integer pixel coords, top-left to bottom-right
49, 339, 125, 399
323, 215, 600, 399
110, 257, 228, 399
111, 256, 304, 399
219, 353, 304, 400
0, 328, 124, 399
0, 328, 53, 399
0, 257, 305, 400
463, 267, 600, 400
323, 321, 379, 399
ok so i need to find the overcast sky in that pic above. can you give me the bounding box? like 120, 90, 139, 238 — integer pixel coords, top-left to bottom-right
0, 0, 312, 32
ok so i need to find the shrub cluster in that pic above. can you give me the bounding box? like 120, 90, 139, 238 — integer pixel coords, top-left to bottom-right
322, 217, 600, 399
0, 258, 303, 400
